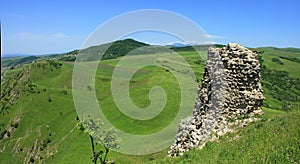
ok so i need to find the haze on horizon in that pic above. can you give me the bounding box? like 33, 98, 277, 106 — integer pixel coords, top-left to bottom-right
1, 0, 299, 56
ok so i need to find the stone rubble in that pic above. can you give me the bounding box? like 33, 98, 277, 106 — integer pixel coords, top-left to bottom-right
168, 43, 264, 157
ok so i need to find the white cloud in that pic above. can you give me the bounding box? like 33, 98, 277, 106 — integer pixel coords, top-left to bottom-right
165, 34, 223, 45
203, 34, 224, 39
166, 40, 217, 46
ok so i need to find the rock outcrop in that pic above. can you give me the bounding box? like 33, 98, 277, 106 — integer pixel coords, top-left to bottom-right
168, 43, 264, 156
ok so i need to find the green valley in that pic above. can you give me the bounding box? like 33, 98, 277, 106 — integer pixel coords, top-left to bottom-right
1, 40, 300, 163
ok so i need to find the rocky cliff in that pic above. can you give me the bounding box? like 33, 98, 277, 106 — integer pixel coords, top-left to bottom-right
168, 43, 264, 156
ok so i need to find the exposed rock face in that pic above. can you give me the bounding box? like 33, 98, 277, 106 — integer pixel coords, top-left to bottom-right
168, 43, 264, 156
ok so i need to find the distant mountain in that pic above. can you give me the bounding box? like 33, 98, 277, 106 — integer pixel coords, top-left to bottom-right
166, 43, 192, 47
166, 43, 226, 48
1, 39, 227, 68
256, 46, 300, 53
1, 39, 149, 67
1, 54, 33, 58
3, 38, 300, 68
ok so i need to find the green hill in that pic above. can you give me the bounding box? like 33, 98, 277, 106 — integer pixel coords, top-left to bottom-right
1, 56, 39, 68
0, 43, 299, 163
1, 39, 148, 67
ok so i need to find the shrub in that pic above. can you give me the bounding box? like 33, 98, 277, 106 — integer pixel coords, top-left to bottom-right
271, 58, 284, 65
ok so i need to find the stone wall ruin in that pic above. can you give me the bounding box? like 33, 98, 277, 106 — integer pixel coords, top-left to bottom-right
168, 43, 264, 156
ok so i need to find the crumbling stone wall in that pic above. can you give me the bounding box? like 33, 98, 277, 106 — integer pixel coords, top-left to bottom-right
168, 43, 264, 156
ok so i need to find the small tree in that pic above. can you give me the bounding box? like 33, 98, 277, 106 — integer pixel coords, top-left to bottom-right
77, 115, 120, 164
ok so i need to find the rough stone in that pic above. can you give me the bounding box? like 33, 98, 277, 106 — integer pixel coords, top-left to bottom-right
168, 43, 264, 157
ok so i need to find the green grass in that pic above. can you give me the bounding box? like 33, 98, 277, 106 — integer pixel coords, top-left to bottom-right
96, 64, 181, 135
0, 46, 299, 163
158, 108, 300, 164
258, 47, 300, 78
0, 53, 197, 163
0, 69, 78, 163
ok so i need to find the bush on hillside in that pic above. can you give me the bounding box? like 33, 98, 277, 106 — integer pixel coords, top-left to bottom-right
271, 58, 284, 65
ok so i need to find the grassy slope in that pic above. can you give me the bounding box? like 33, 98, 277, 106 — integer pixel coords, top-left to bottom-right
258, 47, 300, 78
158, 108, 300, 164
1, 56, 39, 68
0, 47, 299, 163
0, 62, 89, 163
259, 48, 300, 111
156, 47, 300, 163
0, 51, 204, 163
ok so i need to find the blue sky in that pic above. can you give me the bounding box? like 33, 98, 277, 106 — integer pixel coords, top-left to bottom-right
1, 0, 299, 55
